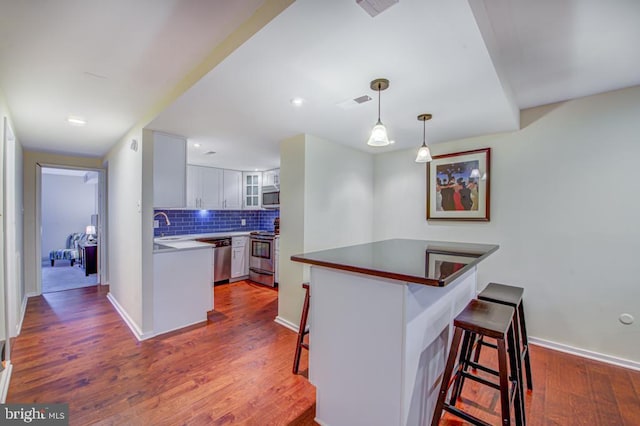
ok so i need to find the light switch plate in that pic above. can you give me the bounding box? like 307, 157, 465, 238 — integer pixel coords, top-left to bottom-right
241, 219, 246, 226
153, 220, 159, 228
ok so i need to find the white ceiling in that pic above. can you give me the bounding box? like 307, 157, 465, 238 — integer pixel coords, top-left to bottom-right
1, 0, 639, 170
0, 0, 266, 156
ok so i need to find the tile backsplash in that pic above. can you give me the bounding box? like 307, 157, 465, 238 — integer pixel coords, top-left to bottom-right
154, 209, 279, 237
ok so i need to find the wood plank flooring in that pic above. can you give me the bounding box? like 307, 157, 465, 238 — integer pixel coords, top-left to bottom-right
7, 282, 315, 425
8, 282, 640, 425
439, 342, 640, 425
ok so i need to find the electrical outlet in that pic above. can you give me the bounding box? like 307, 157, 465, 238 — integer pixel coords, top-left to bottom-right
241, 219, 246, 226
154, 220, 159, 228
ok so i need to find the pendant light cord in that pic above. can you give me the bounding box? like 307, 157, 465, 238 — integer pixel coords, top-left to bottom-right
377, 83, 381, 122
423, 118, 426, 144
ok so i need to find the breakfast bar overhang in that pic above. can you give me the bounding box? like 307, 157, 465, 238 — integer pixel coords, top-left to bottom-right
291, 239, 499, 426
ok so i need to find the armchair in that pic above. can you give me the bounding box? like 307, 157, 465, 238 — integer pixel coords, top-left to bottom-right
49, 233, 86, 267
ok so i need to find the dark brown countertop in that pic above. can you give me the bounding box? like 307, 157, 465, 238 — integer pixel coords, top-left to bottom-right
291, 239, 499, 287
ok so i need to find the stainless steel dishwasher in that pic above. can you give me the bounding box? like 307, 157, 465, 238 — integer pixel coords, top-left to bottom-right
210, 237, 232, 283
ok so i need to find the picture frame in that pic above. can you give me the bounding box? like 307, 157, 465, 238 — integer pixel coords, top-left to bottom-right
426, 148, 490, 221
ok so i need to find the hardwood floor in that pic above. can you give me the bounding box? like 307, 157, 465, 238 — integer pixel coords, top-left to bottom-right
8, 282, 640, 425
7, 282, 315, 425
439, 343, 640, 426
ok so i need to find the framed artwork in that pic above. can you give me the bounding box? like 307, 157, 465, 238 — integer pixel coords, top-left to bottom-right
427, 148, 490, 221
425, 251, 478, 281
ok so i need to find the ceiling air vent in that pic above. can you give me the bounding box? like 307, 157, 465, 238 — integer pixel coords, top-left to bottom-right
337, 95, 372, 110
356, 0, 399, 17
354, 95, 372, 104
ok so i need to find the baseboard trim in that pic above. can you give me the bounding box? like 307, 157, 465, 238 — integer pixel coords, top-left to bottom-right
314, 417, 329, 426
0, 362, 13, 403
106, 293, 151, 341
274, 315, 299, 333
530, 337, 640, 372
16, 293, 34, 336
148, 320, 209, 340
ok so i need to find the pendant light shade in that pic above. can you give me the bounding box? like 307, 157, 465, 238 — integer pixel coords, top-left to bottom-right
367, 78, 391, 147
415, 114, 433, 163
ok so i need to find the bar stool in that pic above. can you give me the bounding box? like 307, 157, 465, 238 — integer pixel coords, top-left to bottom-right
474, 282, 533, 391
431, 299, 525, 426
292, 283, 310, 374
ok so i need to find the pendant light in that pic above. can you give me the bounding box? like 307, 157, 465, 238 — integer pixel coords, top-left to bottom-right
415, 113, 433, 163
367, 78, 391, 147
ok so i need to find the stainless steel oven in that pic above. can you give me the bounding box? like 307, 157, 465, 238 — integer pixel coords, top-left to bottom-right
249, 232, 276, 287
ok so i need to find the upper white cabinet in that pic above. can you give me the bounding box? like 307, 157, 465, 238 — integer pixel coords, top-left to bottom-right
153, 132, 186, 208
243, 172, 261, 209
187, 166, 244, 210
222, 169, 243, 210
263, 168, 280, 188
187, 165, 223, 209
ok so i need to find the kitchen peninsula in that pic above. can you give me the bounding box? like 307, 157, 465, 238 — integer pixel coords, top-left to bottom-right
291, 239, 498, 426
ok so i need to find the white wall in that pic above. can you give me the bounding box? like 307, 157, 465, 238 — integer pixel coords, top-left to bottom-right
373, 86, 640, 364
278, 134, 374, 327
0, 95, 10, 345
105, 127, 147, 335
41, 174, 97, 259
1, 89, 25, 368
4, 125, 24, 339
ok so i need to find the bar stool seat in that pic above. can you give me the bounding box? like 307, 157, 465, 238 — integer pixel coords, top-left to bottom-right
292, 283, 310, 374
475, 282, 533, 391
431, 299, 525, 426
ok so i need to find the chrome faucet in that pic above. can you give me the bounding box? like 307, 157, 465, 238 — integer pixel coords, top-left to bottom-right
154, 212, 171, 225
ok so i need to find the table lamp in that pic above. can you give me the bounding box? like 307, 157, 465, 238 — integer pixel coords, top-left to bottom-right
86, 225, 96, 242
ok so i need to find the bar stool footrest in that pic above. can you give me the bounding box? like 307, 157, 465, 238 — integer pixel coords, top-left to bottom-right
443, 405, 493, 426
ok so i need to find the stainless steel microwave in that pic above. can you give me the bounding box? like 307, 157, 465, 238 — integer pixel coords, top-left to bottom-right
262, 189, 279, 208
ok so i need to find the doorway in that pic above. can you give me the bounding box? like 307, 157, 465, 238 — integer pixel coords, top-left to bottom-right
40, 167, 99, 293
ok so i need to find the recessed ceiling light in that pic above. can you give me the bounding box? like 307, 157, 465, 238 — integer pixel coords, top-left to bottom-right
67, 115, 86, 126
290, 97, 305, 107
194, 143, 201, 148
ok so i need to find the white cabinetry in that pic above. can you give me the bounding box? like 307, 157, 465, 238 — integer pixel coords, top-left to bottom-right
243, 172, 261, 209
187, 165, 223, 209
231, 236, 249, 280
223, 169, 243, 209
262, 168, 280, 188
153, 132, 186, 208
187, 166, 243, 210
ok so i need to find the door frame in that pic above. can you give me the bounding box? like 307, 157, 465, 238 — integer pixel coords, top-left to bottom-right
35, 164, 107, 295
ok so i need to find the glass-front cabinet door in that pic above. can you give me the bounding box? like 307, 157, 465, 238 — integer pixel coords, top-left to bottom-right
243, 172, 261, 209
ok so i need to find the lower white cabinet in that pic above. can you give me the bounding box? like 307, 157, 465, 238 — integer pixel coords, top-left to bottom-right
231, 236, 249, 280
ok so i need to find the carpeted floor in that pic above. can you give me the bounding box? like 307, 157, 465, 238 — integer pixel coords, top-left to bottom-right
41, 259, 98, 293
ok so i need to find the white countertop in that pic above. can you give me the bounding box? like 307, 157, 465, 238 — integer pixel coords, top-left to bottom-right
153, 231, 255, 253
